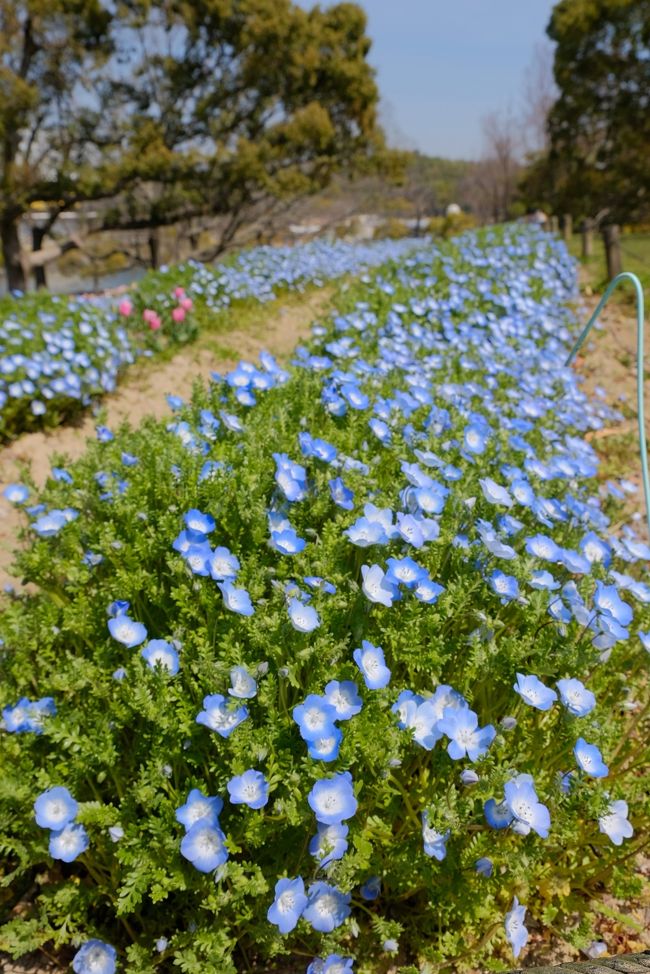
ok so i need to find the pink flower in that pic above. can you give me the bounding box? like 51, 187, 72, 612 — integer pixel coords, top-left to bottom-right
143, 308, 156, 323
148, 314, 162, 331
172, 306, 186, 323
174, 286, 185, 299
118, 299, 133, 316
180, 297, 193, 311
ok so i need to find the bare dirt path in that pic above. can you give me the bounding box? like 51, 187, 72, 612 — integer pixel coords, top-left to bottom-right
0, 288, 333, 588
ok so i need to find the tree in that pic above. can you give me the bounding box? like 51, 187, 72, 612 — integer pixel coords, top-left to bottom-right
462, 111, 522, 223
1, 0, 379, 289
541, 0, 650, 223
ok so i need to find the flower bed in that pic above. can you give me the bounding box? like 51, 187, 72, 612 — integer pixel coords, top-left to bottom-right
0, 238, 420, 441
1, 227, 649, 974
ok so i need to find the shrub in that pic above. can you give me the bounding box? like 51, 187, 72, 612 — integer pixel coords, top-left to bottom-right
1, 227, 649, 973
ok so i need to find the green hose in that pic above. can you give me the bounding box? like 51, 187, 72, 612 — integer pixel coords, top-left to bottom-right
564, 272, 648, 531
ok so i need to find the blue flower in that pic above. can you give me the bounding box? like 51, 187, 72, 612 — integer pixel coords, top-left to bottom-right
329, 477, 354, 510
488, 570, 519, 603
421, 812, 450, 860
556, 678, 596, 716
361, 564, 396, 607
308, 955, 354, 974
513, 673, 557, 711
437, 707, 496, 761
287, 597, 320, 632
3, 483, 29, 504
228, 666, 257, 699
184, 508, 216, 534
303, 881, 351, 932
218, 581, 254, 616
593, 581, 633, 626
529, 570, 560, 591
308, 728, 343, 762
479, 477, 513, 507
484, 798, 514, 830
345, 517, 388, 547
475, 856, 493, 877
49, 823, 89, 862
308, 771, 357, 824
323, 681, 362, 720
309, 822, 349, 866
180, 822, 228, 872
107, 615, 147, 648
34, 786, 78, 830
267, 876, 308, 934
360, 876, 380, 900
574, 737, 609, 778
141, 639, 179, 675
175, 789, 223, 831
505, 896, 529, 958
72, 940, 117, 974
32, 510, 67, 537
293, 695, 338, 741
2, 696, 56, 734
385, 556, 427, 589
270, 527, 306, 555
525, 534, 561, 562
227, 770, 269, 809
96, 425, 114, 442
353, 640, 391, 689
598, 800, 633, 845
196, 694, 248, 738
209, 547, 240, 581
503, 773, 550, 838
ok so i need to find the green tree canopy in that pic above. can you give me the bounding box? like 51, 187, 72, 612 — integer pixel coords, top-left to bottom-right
533, 0, 650, 223
1, 0, 379, 289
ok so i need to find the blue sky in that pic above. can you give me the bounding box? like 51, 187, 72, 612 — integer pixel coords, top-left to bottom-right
304, 0, 557, 159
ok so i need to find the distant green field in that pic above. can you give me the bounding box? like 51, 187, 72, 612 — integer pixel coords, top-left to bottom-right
567, 230, 650, 294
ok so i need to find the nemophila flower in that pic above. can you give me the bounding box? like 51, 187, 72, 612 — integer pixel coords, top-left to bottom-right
307, 955, 354, 974
3, 483, 29, 504
513, 673, 557, 711
385, 556, 427, 589
2, 696, 56, 734
354, 640, 391, 689
34, 786, 78, 830
584, 942, 608, 960
303, 881, 351, 932
328, 477, 354, 510
464, 423, 489, 454
51, 467, 73, 483
580, 531, 611, 566
345, 516, 387, 547
196, 694, 248, 738
479, 477, 513, 507
209, 547, 240, 580
183, 540, 212, 576
294, 695, 338, 741
309, 822, 349, 866
556, 678, 596, 716
504, 774, 550, 838
361, 564, 396, 607
141, 639, 179, 675
461, 769, 479, 785
488, 570, 519, 603
32, 510, 67, 537
593, 581, 633, 627
304, 576, 336, 595
598, 800, 633, 845
72, 940, 117, 974
299, 432, 337, 462
175, 789, 223, 831
525, 534, 561, 562
287, 597, 320, 632
308, 728, 343, 762
558, 548, 591, 575
308, 771, 357, 824
421, 812, 450, 860
505, 896, 529, 959
227, 770, 269, 809
574, 737, 608, 778
180, 822, 228, 872
270, 527, 306, 555
324, 681, 362, 720
396, 513, 425, 548
638, 630, 650, 652
437, 707, 495, 761
228, 666, 257, 699
184, 509, 215, 534
218, 581, 254, 616
267, 876, 307, 934
484, 799, 514, 830
360, 876, 380, 900
475, 857, 493, 877
49, 823, 89, 862
414, 576, 445, 603
96, 425, 114, 442
529, 570, 560, 591
108, 614, 147, 648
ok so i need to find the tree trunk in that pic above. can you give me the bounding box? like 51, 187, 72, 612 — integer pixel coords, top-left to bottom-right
148, 229, 160, 269
1, 213, 27, 293
32, 225, 48, 289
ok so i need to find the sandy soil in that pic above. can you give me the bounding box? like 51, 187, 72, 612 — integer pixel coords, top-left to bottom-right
0, 288, 332, 588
